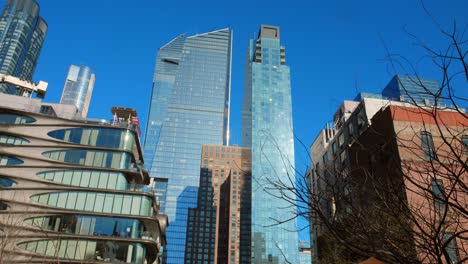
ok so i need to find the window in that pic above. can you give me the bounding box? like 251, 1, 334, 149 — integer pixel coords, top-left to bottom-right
338, 133, 345, 148
332, 141, 338, 155
322, 152, 329, 164
432, 179, 445, 212
0, 113, 35, 124
462, 135, 468, 154
0, 177, 16, 188
443, 233, 459, 263
0, 134, 29, 145
0, 155, 23, 166
421, 131, 435, 160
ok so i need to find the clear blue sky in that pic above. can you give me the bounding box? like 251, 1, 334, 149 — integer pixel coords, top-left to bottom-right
6, 0, 467, 240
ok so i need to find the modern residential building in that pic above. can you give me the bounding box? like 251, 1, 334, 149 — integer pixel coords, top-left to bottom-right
60, 65, 96, 118
0, 89, 167, 263
242, 25, 299, 263
0, 0, 47, 94
308, 75, 466, 263
185, 144, 251, 264
143, 28, 232, 263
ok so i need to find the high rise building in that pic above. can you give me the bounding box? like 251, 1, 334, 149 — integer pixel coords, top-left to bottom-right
0, 89, 167, 263
60, 65, 96, 118
242, 25, 299, 263
143, 28, 232, 263
0, 0, 47, 94
381, 75, 439, 105
185, 144, 251, 264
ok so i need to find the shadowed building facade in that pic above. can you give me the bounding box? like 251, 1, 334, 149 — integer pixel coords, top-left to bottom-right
242, 25, 299, 263
0, 0, 47, 94
143, 28, 232, 263
0, 92, 167, 263
184, 145, 251, 264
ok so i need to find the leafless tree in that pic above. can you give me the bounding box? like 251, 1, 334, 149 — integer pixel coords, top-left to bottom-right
266, 5, 467, 264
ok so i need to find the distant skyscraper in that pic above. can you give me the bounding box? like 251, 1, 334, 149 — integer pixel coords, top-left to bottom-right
382, 75, 439, 105
185, 144, 251, 264
242, 25, 299, 263
0, 0, 47, 94
60, 65, 95, 118
143, 28, 232, 264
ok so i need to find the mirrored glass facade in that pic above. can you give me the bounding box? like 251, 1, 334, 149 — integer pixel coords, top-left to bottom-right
143, 28, 232, 263
0, 107, 166, 263
0, 0, 47, 94
242, 25, 299, 263
60, 65, 96, 118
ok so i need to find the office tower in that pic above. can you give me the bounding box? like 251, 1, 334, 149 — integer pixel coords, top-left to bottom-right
242, 25, 299, 263
381, 75, 439, 105
185, 144, 251, 264
0, 0, 47, 94
0, 84, 167, 263
60, 65, 96, 118
143, 28, 232, 263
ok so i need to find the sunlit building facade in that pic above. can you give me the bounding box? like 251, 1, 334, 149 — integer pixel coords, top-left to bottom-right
242, 25, 299, 263
143, 28, 232, 263
0, 0, 47, 94
185, 144, 251, 264
60, 65, 96, 118
0, 93, 167, 263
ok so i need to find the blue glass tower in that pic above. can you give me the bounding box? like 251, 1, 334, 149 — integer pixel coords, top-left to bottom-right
143, 28, 232, 264
382, 75, 440, 105
242, 25, 299, 264
0, 0, 47, 94
60, 65, 96, 118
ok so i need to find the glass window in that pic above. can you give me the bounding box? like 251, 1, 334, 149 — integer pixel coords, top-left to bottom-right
0, 155, 23, 166
0, 133, 29, 145
462, 135, 468, 154
47, 128, 136, 151
432, 179, 445, 212
0, 113, 36, 124
0, 177, 16, 187
42, 150, 132, 169
443, 233, 459, 263
332, 141, 338, 155
421, 131, 435, 160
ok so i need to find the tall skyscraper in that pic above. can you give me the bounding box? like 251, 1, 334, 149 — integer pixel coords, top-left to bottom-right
143, 28, 232, 263
60, 65, 96, 118
0, 0, 47, 94
242, 25, 299, 263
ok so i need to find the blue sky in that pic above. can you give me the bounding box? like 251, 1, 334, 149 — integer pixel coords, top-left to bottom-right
7, 0, 467, 240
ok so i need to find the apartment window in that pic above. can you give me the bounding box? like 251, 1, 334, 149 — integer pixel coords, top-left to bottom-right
432, 179, 445, 212
421, 131, 435, 160
443, 233, 459, 263
332, 141, 338, 155
322, 152, 329, 164
348, 122, 355, 136
462, 135, 468, 154
338, 133, 345, 148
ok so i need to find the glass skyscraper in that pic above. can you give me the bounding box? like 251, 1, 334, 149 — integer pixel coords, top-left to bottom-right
242, 25, 299, 263
143, 28, 232, 264
0, 0, 47, 94
60, 65, 96, 118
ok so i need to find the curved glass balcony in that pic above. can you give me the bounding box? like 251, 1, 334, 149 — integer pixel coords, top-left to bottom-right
0, 133, 29, 145
42, 149, 132, 169
0, 177, 16, 188
24, 215, 159, 242
30, 191, 153, 217
17, 239, 147, 263
48, 127, 135, 151
36, 170, 152, 194
0, 113, 35, 124
0, 155, 23, 166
